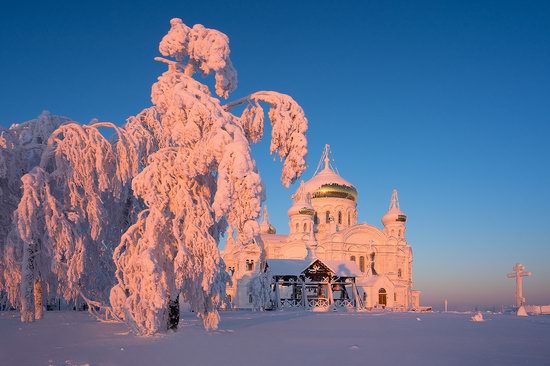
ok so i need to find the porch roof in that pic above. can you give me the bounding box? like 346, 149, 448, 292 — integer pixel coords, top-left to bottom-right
267, 259, 310, 276
266, 258, 361, 278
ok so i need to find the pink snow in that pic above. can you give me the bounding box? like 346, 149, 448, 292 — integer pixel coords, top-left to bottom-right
1, 311, 549, 366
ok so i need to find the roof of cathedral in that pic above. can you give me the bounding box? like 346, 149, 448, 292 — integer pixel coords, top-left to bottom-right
288, 181, 315, 216
299, 144, 357, 201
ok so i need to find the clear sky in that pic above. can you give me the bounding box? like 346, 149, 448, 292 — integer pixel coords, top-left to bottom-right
1, 0, 549, 309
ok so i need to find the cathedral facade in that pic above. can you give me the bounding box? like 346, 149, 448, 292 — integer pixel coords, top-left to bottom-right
222, 145, 421, 311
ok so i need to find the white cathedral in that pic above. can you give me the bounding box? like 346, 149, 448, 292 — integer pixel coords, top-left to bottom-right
222, 145, 422, 311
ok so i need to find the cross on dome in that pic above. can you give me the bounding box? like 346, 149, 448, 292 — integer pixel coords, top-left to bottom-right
389, 189, 400, 210
314, 144, 340, 175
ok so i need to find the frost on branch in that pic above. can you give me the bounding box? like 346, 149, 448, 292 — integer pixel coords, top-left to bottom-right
109, 18, 308, 335
228, 91, 308, 187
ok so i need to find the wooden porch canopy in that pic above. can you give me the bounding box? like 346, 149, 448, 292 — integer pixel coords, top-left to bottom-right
266, 258, 363, 310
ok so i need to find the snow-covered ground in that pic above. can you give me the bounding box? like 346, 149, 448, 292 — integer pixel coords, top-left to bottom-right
1, 310, 549, 366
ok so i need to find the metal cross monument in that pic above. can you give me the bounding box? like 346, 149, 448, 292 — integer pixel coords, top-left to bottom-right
507, 263, 532, 307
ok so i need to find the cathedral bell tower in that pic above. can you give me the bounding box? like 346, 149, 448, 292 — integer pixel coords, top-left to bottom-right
381, 189, 407, 239
287, 181, 315, 238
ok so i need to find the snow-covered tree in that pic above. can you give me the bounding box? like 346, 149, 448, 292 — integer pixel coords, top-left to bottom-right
248, 267, 273, 311
0, 112, 68, 311
109, 18, 308, 335
2, 117, 157, 321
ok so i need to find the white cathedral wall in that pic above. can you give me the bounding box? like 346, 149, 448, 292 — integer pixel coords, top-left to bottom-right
309, 197, 357, 234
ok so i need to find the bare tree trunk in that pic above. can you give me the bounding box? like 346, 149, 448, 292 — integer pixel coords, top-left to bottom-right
34, 279, 43, 320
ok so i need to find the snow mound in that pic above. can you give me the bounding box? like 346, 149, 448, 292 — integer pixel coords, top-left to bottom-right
471, 311, 484, 322
517, 306, 528, 317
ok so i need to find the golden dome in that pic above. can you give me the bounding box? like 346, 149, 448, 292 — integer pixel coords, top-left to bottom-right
311, 183, 358, 201
301, 149, 357, 202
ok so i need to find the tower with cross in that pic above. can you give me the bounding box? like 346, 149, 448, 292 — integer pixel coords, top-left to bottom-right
507, 263, 532, 307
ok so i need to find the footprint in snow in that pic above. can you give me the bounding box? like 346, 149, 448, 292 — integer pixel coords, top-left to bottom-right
349, 345, 360, 350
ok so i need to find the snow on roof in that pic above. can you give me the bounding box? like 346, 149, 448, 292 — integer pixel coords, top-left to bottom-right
323, 260, 361, 277
356, 274, 392, 287
302, 167, 355, 194
267, 258, 360, 278
267, 259, 311, 276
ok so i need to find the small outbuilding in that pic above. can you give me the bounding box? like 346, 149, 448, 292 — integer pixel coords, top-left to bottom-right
267, 258, 363, 310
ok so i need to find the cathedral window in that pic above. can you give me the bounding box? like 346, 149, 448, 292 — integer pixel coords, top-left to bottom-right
314, 212, 319, 224
348, 212, 351, 226
359, 256, 365, 272
325, 211, 330, 223
350, 255, 356, 262
303, 223, 308, 232
338, 211, 342, 224
398, 269, 402, 278
246, 260, 254, 271
378, 288, 387, 306
228, 294, 232, 303
228, 266, 235, 276
248, 294, 253, 304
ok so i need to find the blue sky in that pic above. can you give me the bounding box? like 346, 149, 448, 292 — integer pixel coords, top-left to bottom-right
1, 0, 549, 308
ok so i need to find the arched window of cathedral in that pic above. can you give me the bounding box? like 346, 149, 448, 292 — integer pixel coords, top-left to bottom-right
303, 223, 308, 232
248, 294, 253, 304
359, 256, 365, 272
378, 288, 387, 306
363, 292, 367, 302
370, 253, 377, 274
350, 255, 356, 262
246, 260, 254, 271
338, 211, 342, 224
398, 269, 402, 278
228, 294, 232, 303
295, 222, 299, 232
394, 293, 397, 301
348, 212, 351, 226
314, 212, 319, 224
325, 211, 330, 223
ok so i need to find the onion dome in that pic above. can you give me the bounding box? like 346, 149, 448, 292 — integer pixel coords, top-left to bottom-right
382, 189, 407, 226
259, 206, 277, 234
288, 181, 315, 216
224, 226, 236, 253
300, 144, 357, 202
